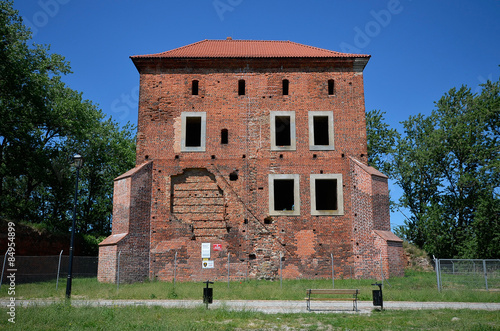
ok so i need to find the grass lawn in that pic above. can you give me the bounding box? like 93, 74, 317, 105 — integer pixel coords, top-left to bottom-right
0, 305, 499, 330
1, 271, 499, 330
1, 270, 498, 302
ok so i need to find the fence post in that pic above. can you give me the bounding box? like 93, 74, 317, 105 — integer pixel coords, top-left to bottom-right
331, 253, 334, 289
116, 250, 121, 291
434, 257, 441, 292
173, 251, 177, 289
380, 251, 384, 286
0, 251, 7, 289
279, 252, 283, 289
227, 252, 230, 289
56, 250, 63, 290
483, 260, 489, 291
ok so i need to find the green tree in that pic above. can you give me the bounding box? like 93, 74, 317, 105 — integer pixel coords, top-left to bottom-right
394, 79, 500, 259
366, 109, 399, 176
0, 0, 136, 236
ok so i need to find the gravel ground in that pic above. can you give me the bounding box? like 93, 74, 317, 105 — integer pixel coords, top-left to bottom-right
5, 299, 500, 314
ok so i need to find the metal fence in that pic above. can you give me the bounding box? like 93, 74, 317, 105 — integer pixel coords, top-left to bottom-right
0, 252, 98, 286
434, 258, 500, 292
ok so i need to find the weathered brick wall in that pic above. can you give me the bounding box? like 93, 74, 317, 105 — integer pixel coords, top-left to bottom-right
99, 55, 404, 282
351, 158, 379, 278
135, 61, 368, 166
98, 162, 152, 283
387, 241, 405, 277
97, 245, 117, 282
372, 176, 391, 231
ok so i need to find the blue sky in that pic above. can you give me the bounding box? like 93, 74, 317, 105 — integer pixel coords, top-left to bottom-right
12, 0, 500, 229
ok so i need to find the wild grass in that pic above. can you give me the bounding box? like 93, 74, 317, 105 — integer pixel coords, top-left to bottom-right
0, 304, 498, 330
1, 270, 499, 302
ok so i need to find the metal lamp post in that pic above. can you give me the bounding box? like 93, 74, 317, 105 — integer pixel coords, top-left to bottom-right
66, 153, 83, 299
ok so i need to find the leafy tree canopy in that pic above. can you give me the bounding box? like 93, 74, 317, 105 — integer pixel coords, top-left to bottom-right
393, 78, 499, 259
366, 109, 399, 177
0, 0, 136, 236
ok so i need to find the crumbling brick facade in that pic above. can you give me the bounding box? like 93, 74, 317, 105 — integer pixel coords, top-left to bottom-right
98, 39, 404, 283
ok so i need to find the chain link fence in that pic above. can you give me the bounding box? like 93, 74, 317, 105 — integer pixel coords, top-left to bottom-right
434, 259, 500, 292
0, 252, 98, 286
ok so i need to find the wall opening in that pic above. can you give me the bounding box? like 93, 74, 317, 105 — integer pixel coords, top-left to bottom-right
185, 117, 202, 147
275, 116, 291, 146
229, 171, 238, 181
310, 174, 343, 215
282, 79, 289, 96
181, 112, 206, 152
269, 174, 300, 215
238, 79, 245, 95
313, 116, 330, 145
315, 179, 338, 210
328, 79, 335, 95
271, 111, 296, 151
192, 80, 199, 95
309, 111, 334, 150
221, 128, 228, 144
274, 179, 294, 211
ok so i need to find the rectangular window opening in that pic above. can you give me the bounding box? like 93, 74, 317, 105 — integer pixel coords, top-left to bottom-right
282, 79, 289, 96
221, 129, 228, 144
192, 80, 199, 95
315, 179, 338, 211
274, 179, 295, 211
275, 116, 291, 146
309, 111, 334, 151
185, 117, 202, 147
328, 79, 335, 95
313, 116, 330, 145
238, 79, 245, 96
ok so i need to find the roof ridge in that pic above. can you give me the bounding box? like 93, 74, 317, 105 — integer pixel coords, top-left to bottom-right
131, 39, 370, 59
285, 40, 355, 56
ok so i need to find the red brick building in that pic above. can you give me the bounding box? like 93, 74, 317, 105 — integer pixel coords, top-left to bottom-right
98, 39, 404, 283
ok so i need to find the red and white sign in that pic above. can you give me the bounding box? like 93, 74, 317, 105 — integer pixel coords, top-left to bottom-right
213, 244, 222, 251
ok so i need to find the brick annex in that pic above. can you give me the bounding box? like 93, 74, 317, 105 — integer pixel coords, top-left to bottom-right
97, 39, 405, 283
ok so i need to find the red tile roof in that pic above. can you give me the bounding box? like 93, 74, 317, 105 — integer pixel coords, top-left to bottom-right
350, 157, 388, 179
131, 39, 370, 59
374, 230, 403, 242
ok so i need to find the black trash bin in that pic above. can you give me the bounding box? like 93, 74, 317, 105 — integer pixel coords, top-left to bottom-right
372, 283, 383, 310
203, 280, 214, 307
203, 287, 213, 304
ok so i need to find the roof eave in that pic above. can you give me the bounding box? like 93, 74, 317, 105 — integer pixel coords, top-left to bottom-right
130, 55, 370, 73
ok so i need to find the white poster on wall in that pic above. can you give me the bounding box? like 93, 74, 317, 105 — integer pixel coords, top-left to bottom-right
201, 243, 211, 259
202, 260, 214, 269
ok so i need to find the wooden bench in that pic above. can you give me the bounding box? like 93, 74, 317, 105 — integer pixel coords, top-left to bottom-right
306, 289, 360, 312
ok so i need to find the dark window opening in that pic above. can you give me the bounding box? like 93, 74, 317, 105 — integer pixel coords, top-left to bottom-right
185, 116, 202, 147
274, 179, 295, 211
192, 80, 199, 95
221, 129, 228, 144
313, 116, 330, 145
275, 116, 291, 146
282, 79, 289, 95
229, 171, 238, 181
328, 79, 335, 95
238, 79, 245, 95
315, 179, 338, 210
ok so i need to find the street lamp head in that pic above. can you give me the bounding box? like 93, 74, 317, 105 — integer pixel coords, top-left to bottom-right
73, 154, 84, 169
